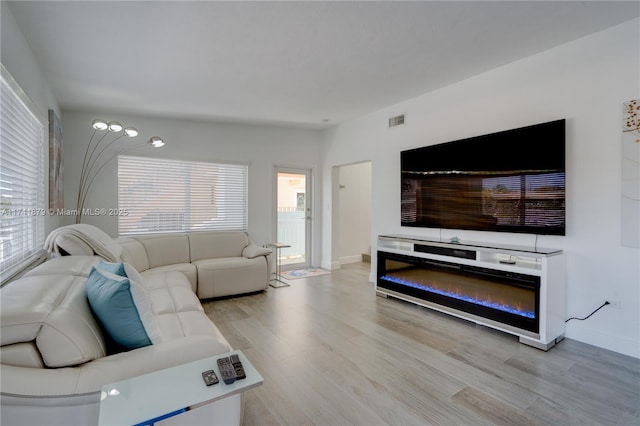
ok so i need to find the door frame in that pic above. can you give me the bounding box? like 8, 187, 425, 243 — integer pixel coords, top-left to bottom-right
273, 166, 312, 271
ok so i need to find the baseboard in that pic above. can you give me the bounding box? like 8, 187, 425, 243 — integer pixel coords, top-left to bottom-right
321, 260, 341, 270
339, 255, 362, 265
566, 325, 640, 359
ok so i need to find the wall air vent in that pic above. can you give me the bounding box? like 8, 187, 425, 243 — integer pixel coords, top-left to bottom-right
388, 114, 405, 128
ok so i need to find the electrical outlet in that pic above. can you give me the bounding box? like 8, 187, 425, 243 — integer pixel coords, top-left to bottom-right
607, 300, 621, 310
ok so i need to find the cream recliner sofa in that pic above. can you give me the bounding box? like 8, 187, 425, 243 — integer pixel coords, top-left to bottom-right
116, 231, 272, 299
0, 255, 242, 426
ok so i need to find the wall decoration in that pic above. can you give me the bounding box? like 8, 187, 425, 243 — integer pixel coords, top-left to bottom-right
622, 99, 639, 247
48, 109, 64, 209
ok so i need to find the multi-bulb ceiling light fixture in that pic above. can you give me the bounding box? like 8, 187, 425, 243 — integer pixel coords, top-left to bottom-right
75, 119, 165, 223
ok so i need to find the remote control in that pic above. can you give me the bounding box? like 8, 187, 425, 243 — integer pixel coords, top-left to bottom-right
202, 369, 219, 386
229, 354, 246, 380
217, 357, 236, 384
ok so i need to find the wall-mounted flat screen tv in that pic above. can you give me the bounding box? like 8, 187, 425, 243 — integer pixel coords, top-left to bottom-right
401, 119, 565, 235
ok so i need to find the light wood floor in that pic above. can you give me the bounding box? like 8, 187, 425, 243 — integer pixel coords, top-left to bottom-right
202, 263, 640, 426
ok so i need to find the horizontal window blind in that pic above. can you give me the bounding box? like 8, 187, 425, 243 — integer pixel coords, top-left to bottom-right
0, 68, 46, 281
118, 155, 248, 235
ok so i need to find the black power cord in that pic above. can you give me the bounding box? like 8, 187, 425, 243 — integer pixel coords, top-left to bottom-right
565, 301, 610, 323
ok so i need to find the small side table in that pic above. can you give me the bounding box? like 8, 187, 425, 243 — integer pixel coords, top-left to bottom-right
267, 242, 291, 288
98, 350, 263, 425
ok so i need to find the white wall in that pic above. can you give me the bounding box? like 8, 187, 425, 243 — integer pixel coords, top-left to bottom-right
1, 3, 62, 235
338, 162, 371, 264
320, 19, 640, 358
61, 111, 323, 265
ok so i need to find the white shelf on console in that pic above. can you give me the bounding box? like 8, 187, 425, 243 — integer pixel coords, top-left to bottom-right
379, 234, 561, 256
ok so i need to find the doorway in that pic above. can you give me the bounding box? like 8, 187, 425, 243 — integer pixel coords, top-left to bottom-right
337, 162, 372, 266
275, 167, 311, 270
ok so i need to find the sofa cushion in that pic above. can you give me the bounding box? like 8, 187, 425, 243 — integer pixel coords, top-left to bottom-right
141, 263, 198, 293
193, 257, 268, 299
136, 234, 191, 269
189, 232, 249, 261
141, 271, 227, 342
0, 343, 44, 368
1, 275, 106, 367
86, 268, 152, 350
117, 237, 151, 272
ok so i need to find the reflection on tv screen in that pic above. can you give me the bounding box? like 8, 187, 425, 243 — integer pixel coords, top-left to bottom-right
401, 171, 565, 235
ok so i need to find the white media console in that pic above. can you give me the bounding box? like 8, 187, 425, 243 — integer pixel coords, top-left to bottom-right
376, 234, 566, 350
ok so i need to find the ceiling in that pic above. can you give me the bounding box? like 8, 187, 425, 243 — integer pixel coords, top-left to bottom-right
7, 1, 639, 129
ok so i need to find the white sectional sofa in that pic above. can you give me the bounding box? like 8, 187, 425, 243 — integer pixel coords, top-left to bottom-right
0, 229, 272, 426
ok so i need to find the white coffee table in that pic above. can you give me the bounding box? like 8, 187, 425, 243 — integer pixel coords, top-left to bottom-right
98, 350, 263, 425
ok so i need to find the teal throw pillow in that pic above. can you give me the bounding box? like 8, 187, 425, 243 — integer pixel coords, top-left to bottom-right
86, 267, 152, 350
97, 260, 126, 276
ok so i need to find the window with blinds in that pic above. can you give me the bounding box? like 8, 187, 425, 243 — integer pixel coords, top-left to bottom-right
0, 67, 46, 281
118, 155, 248, 235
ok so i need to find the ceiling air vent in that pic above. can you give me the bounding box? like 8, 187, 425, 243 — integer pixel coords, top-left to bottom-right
388, 114, 405, 128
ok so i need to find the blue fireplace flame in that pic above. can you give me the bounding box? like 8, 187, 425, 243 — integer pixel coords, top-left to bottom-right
381, 275, 535, 319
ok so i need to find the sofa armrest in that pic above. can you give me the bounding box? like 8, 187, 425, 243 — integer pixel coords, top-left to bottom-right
75, 335, 231, 393
242, 244, 272, 259
1, 335, 232, 397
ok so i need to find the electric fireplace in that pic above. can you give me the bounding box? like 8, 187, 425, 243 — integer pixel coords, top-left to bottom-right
377, 251, 540, 333
376, 235, 566, 350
